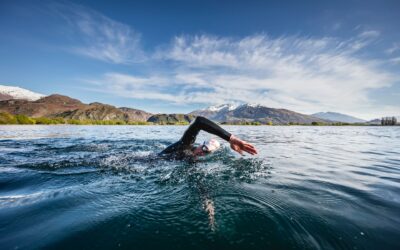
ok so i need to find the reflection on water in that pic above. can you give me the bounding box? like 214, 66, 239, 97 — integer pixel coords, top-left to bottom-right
0, 125, 399, 249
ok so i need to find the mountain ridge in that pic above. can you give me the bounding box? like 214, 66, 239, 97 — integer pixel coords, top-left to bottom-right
311, 112, 366, 123
0, 94, 151, 122
1, 85, 397, 124
190, 103, 328, 124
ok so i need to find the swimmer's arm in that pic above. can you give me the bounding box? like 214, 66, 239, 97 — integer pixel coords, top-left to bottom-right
181, 117, 258, 155
180, 116, 232, 145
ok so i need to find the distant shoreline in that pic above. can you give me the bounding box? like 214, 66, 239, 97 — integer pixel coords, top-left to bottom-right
0, 123, 396, 127
2, 92, 397, 126
1, 112, 398, 126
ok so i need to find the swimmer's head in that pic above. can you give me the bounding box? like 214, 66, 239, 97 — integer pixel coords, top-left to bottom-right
202, 138, 221, 153
193, 138, 221, 156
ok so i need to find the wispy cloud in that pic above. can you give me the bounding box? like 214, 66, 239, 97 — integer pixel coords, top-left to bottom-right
390, 57, 400, 64
53, 3, 395, 119
385, 42, 400, 55
332, 22, 342, 31
90, 33, 397, 118
49, 2, 144, 64
358, 30, 380, 39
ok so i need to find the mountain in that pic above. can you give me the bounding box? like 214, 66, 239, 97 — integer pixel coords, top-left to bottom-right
0, 94, 151, 122
56, 102, 131, 121
190, 104, 239, 121
311, 112, 366, 123
0, 94, 85, 117
190, 103, 327, 124
0, 84, 45, 101
147, 114, 196, 124
0, 85, 391, 125
119, 107, 152, 122
365, 119, 381, 125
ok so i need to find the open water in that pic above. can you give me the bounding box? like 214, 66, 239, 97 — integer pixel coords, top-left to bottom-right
0, 125, 399, 250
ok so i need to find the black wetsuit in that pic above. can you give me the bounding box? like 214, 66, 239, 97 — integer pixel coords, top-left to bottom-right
159, 116, 232, 159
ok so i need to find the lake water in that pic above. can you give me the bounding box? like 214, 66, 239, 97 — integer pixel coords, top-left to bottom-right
0, 125, 399, 250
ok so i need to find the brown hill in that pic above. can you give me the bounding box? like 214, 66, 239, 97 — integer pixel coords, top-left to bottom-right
0, 94, 151, 122
0, 94, 85, 117
36, 94, 83, 106
55, 102, 129, 121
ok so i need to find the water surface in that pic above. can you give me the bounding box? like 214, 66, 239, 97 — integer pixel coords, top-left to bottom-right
0, 125, 399, 249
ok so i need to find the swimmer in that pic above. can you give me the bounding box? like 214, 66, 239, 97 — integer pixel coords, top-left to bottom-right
160, 116, 258, 159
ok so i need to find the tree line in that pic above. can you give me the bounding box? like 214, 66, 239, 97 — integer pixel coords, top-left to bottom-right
381, 117, 397, 126
1, 111, 398, 126
0, 112, 150, 125
0, 112, 195, 125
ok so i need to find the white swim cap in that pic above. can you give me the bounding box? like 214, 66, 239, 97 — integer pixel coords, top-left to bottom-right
202, 138, 221, 153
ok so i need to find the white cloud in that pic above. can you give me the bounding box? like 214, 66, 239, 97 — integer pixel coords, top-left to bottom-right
385, 42, 400, 55
56, 4, 395, 120
390, 57, 400, 64
358, 30, 380, 39
50, 2, 144, 64
89, 33, 398, 119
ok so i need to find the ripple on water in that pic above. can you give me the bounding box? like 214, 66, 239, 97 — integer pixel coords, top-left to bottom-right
0, 126, 399, 249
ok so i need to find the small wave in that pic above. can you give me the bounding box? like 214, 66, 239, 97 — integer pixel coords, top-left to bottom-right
1, 126, 400, 249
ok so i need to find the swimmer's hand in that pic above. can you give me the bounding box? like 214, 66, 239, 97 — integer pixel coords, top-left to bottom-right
229, 135, 258, 155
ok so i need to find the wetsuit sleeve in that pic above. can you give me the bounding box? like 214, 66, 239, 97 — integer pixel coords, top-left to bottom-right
180, 116, 232, 146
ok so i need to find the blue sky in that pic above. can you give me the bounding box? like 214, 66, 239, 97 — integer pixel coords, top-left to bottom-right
0, 0, 399, 119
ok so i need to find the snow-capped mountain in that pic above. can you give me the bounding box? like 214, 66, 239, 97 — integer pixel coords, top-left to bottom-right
0, 84, 45, 101
205, 103, 239, 112
190, 103, 327, 124
189, 103, 239, 121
